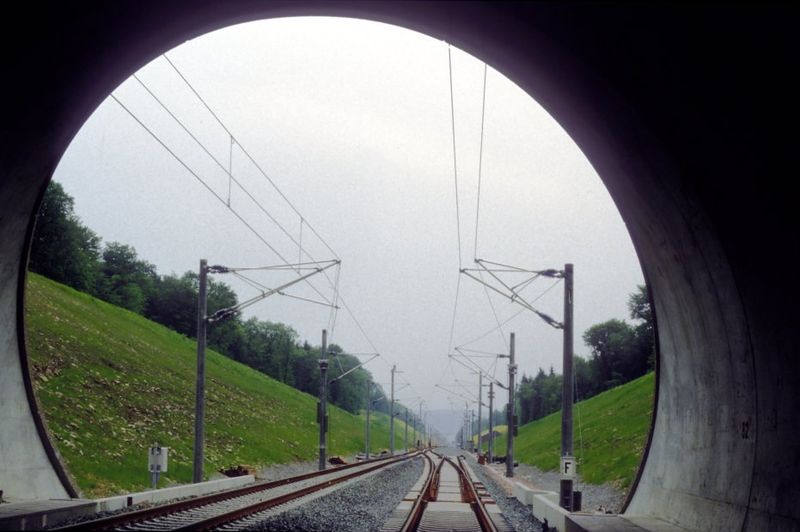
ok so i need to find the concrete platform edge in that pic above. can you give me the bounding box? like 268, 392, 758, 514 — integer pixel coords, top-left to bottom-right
95, 474, 256, 511
0, 475, 255, 530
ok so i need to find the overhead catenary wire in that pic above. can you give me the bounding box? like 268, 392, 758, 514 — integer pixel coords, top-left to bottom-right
446, 274, 463, 358
163, 53, 340, 262
131, 73, 315, 266
510, 274, 541, 294
134, 59, 386, 363
460, 262, 563, 329
329, 354, 380, 384
447, 44, 463, 271
456, 278, 562, 350
473, 62, 488, 260
128, 73, 337, 311
110, 94, 293, 268
450, 57, 516, 409
434, 356, 455, 388
157, 54, 359, 354
298, 217, 303, 266
208, 260, 339, 323
327, 262, 341, 341
489, 355, 499, 380
445, 53, 508, 412
224, 261, 336, 272
228, 135, 233, 206
121, 55, 433, 416
232, 271, 338, 309
435, 384, 478, 405
477, 267, 509, 350
449, 353, 506, 390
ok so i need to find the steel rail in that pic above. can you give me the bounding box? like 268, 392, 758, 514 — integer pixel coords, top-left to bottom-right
455, 455, 499, 532
55, 451, 415, 531
177, 452, 419, 531
398, 451, 437, 532
398, 450, 497, 532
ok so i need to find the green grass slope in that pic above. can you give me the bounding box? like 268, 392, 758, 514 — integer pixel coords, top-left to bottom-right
25, 273, 403, 498
471, 424, 508, 445
494, 372, 654, 491
358, 411, 416, 452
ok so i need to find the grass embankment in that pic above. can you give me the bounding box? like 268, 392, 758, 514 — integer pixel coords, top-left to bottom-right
25, 273, 404, 498
494, 372, 654, 490
358, 411, 414, 452
471, 424, 508, 445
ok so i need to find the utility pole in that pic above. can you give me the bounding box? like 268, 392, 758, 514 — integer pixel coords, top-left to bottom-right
463, 407, 467, 449
318, 330, 328, 471
468, 405, 472, 450
506, 332, 516, 478
488, 381, 495, 463
404, 409, 409, 452
477, 373, 483, 455
390, 365, 396, 455
464, 405, 469, 449
365, 380, 371, 459
419, 402, 423, 448
424, 413, 429, 447
560, 263, 575, 509
193, 259, 208, 483
470, 410, 476, 452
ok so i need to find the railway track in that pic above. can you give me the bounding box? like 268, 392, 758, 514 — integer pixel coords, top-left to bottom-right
382, 450, 513, 532
54, 451, 419, 531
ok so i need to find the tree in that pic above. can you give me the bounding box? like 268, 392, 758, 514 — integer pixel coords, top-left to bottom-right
95, 242, 156, 314
205, 277, 242, 355
541, 367, 562, 416
573, 355, 596, 400
583, 319, 637, 389
26, 183, 383, 412
28, 181, 101, 291
292, 345, 320, 395
515, 367, 566, 424
236, 318, 298, 382
518, 374, 534, 424
144, 273, 197, 336
628, 284, 653, 326
328, 350, 369, 414
629, 284, 656, 371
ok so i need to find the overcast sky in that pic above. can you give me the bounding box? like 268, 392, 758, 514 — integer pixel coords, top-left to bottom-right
52, 17, 644, 424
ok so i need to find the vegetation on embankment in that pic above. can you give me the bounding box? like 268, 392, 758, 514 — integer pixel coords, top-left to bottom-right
471, 424, 508, 445
358, 410, 415, 453
29, 181, 406, 420
25, 273, 404, 498
494, 372, 654, 491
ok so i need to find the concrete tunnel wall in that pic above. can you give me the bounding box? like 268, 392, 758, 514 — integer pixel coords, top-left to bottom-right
0, 3, 797, 529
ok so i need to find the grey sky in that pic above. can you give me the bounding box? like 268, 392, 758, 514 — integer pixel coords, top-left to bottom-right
52, 17, 643, 418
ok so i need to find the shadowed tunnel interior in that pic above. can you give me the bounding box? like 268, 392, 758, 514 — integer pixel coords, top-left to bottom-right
1, 3, 797, 530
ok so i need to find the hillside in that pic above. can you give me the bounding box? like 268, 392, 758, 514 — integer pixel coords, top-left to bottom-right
24, 273, 404, 498
359, 410, 415, 452
494, 372, 654, 490
471, 424, 508, 445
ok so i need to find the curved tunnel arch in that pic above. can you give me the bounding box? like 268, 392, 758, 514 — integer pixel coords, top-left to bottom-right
1, 3, 797, 530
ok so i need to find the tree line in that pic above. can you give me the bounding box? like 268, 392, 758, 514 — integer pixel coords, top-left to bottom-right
28, 182, 419, 425
30, 181, 653, 432
515, 285, 655, 426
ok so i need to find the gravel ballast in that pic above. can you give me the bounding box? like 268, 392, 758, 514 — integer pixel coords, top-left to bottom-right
250, 457, 423, 531
255, 459, 318, 482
